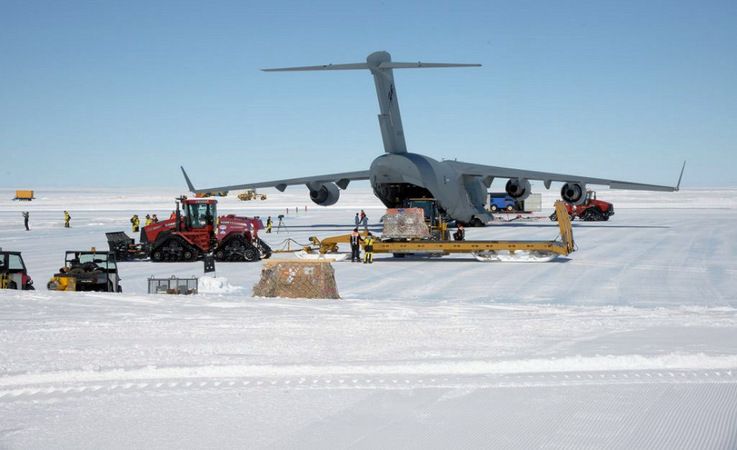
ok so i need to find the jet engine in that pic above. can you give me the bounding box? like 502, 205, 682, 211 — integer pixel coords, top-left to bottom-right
309, 182, 340, 206
505, 178, 531, 200
560, 182, 586, 205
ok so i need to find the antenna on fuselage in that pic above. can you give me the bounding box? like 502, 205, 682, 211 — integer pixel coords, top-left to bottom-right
263, 51, 480, 154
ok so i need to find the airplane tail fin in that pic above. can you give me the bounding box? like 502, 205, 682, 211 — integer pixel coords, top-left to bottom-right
180, 166, 196, 193
675, 160, 686, 191
263, 51, 480, 154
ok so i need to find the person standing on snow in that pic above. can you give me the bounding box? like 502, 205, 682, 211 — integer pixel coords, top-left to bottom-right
360, 210, 368, 232
144, 214, 152, 227
63, 211, 71, 228
350, 228, 363, 262
22, 211, 29, 231
130, 214, 140, 233
266, 216, 273, 233
354, 212, 360, 228
363, 232, 375, 264
453, 223, 465, 241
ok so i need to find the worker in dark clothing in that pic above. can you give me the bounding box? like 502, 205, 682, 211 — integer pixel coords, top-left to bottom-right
363, 232, 375, 264
266, 216, 273, 233
64, 211, 71, 228
350, 228, 363, 262
22, 211, 29, 231
360, 210, 368, 232
453, 223, 465, 241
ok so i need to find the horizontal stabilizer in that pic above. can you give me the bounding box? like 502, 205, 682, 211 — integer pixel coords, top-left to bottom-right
263, 61, 481, 72
263, 63, 369, 72
378, 62, 481, 69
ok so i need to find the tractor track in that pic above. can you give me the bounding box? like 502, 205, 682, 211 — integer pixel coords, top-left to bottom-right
2, 368, 735, 402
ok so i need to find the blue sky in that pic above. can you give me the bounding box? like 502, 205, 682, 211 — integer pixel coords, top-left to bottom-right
1, 0, 735, 188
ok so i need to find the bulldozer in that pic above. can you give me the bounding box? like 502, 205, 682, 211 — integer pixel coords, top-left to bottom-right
106, 197, 271, 263
47, 250, 122, 292
237, 190, 267, 201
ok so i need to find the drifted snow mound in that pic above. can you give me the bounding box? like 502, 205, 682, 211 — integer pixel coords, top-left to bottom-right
197, 276, 243, 294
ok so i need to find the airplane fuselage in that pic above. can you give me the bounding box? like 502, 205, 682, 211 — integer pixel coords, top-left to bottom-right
369, 153, 492, 224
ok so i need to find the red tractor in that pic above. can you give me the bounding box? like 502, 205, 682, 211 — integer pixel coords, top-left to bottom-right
550, 191, 614, 222
108, 197, 271, 262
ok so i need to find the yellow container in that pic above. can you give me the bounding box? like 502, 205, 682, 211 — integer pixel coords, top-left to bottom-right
14, 190, 34, 200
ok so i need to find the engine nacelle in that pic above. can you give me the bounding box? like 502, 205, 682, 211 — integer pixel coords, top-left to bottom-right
505, 178, 531, 200
309, 183, 340, 206
560, 182, 586, 205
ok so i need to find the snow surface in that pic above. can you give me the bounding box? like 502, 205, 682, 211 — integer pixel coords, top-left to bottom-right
1, 187, 737, 449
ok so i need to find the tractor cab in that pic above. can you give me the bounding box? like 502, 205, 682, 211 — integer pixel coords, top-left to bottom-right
584, 190, 597, 204
0, 251, 34, 290
181, 198, 217, 230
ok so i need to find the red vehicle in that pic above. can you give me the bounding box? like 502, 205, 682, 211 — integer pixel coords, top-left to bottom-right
108, 197, 271, 262
0, 251, 34, 290
550, 191, 614, 222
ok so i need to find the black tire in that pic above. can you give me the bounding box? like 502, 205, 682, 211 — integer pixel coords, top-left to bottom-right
182, 248, 196, 262
505, 205, 514, 212
25, 284, 35, 290
151, 250, 164, 262
9, 281, 17, 290
490, 205, 498, 212
469, 217, 485, 227
243, 246, 259, 262
549, 213, 558, 221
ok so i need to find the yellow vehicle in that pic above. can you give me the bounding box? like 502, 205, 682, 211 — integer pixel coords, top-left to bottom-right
237, 190, 267, 201
195, 191, 228, 198
48, 250, 122, 292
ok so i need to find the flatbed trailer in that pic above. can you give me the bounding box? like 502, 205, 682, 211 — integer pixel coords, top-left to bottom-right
309, 201, 575, 261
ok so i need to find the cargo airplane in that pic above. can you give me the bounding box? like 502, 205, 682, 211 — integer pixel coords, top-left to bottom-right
182, 51, 685, 225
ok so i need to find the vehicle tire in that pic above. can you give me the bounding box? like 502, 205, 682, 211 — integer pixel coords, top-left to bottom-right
549, 212, 558, 221
243, 246, 259, 262
505, 205, 514, 212
117, 286, 123, 293
8, 281, 17, 290
182, 248, 196, 262
151, 250, 164, 262
25, 284, 35, 290
469, 217, 484, 227
490, 205, 498, 212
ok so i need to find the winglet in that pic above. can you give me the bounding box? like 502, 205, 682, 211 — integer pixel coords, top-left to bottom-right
675, 160, 686, 191
180, 166, 196, 193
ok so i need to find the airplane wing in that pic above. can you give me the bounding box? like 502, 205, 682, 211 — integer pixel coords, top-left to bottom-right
445, 160, 686, 192
180, 166, 370, 194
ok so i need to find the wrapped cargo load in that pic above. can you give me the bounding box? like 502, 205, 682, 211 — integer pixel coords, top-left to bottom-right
381, 208, 431, 240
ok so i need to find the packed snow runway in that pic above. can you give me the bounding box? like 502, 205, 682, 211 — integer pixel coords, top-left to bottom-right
1, 188, 737, 448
